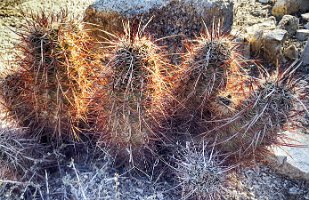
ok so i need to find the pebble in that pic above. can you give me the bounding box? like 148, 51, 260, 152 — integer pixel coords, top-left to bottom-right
284, 44, 298, 60
263, 29, 287, 41
258, 0, 269, 3
296, 29, 309, 41
301, 13, 309, 22
277, 15, 299, 36
272, 0, 298, 17
288, 186, 303, 195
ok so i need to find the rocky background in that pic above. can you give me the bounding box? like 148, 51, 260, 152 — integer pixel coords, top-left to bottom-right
0, 0, 309, 199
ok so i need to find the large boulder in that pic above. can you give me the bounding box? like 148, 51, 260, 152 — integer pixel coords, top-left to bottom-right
84, 0, 234, 40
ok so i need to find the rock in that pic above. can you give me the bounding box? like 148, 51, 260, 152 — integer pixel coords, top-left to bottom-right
277, 15, 299, 36
245, 17, 277, 35
301, 13, 309, 22
284, 44, 298, 60
302, 38, 309, 65
263, 29, 287, 41
246, 26, 287, 64
296, 29, 309, 41
84, 0, 234, 40
262, 29, 287, 63
259, 0, 269, 4
244, 17, 277, 53
305, 23, 309, 29
272, 0, 309, 18
269, 131, 309, 181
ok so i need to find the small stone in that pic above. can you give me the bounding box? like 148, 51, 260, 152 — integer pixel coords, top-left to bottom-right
284, 45, 298, 60
245, 17, 277, 51
301, 13, 309, 22
277, 15, 299, 36
296, 29, 309, 41
272, 0, 297, 17
263, 29, 287, 41
305, 23, 309, 29
262, 29, 287, 63
245, 23, 287, 64
288, 187, 302, 195
245, 18, 277, 36
259, 0, 269, 3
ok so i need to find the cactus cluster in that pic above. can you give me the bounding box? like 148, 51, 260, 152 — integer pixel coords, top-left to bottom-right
0, 10, 308, 200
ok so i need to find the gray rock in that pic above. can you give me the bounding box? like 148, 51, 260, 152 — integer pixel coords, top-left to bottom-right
302, 38, 309, 65
269, 131, 309, 181
262, 29, 287, 62
259, 0, 269, 4
277, 15, 299, 36
246, 26, 287, 64
245, 17, 277, 35
296, 29, 309, 41
284, 44, 298, 60
84, 0, 234, 40
301, 13, 309, 22
272, 0, 309, 18
263, 29, 287, 41
305, 23, 309, 29
245, 17, 277, 54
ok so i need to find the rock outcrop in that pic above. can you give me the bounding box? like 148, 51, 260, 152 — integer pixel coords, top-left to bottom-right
84, 0, 234, 40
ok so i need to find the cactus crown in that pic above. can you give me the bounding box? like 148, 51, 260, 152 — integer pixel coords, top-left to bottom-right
176, 142, 230, 199
0, 10, 98, 139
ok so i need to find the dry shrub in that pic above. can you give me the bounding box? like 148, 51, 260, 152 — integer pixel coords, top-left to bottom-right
0, 11, 99, 139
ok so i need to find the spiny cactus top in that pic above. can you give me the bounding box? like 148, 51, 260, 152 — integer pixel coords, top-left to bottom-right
176, 142, 231, 200
92, 24, 174, 162
179, 27, 248, 117
206, 67, 307, 160
0, 11, 99, 139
